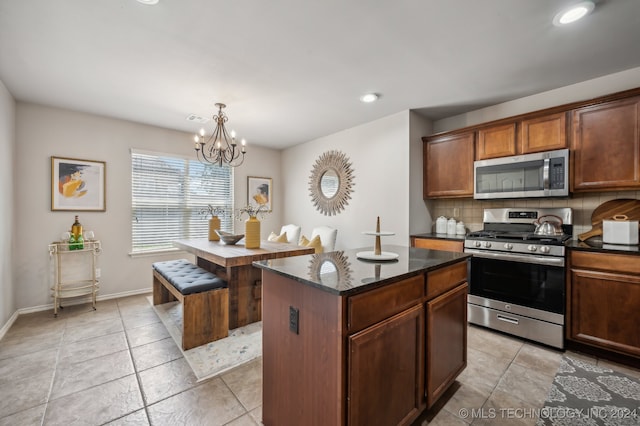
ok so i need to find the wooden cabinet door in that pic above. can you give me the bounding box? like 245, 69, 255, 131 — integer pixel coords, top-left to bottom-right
426, 283, 468, 408
520, 112, 567, 154
411, 237, 464, 253
571, 97, 640, 191
348, 304, 424, 426
424, 132, 475, 198
569, 268, 640, 358
476, 123, 517, 160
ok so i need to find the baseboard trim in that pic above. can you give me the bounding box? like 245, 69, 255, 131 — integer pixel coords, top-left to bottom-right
15, 288, 153, 315
0, 310, 20, 341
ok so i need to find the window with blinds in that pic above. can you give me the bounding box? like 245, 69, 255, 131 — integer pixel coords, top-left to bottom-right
131, 149, 233, 254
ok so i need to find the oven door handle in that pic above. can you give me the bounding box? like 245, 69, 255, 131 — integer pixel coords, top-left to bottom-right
464, 248, 565, 267
497, 314, 519, 325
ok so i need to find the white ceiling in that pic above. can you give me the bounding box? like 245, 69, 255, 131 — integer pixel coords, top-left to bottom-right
1, 0, 640, 149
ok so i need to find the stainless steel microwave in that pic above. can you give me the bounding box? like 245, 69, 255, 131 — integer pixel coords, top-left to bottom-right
474, 149, 569, 199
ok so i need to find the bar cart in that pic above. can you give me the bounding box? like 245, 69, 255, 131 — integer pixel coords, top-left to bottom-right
48, 240, 101, 317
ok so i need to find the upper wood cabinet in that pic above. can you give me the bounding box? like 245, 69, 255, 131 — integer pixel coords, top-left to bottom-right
423, 132, 475, 198
571, 96, 640, 192
421, 87, 640, 198
476, 123, 517, 160
476, 112, 568, 160
520, 112, 567, 154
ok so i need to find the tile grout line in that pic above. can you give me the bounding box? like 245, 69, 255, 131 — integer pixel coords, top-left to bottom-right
219, 375, 253, 426
120, 302, 221, 414
117, 302, 153, 426
40, 321, 66, 426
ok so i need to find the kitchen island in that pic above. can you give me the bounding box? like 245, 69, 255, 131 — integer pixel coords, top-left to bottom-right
254, 245, 471, 426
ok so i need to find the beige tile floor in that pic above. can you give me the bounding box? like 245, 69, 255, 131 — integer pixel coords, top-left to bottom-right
0, 294, 638, 425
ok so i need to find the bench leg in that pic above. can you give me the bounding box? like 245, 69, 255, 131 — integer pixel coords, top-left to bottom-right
153, 275, 178, 305
182, 288, 229, 350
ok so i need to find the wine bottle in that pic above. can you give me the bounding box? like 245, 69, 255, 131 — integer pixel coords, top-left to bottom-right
71, 215, 83, 240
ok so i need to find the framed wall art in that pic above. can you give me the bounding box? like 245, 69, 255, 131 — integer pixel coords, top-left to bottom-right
51, 156, 106, 211
247, 176, 272, 212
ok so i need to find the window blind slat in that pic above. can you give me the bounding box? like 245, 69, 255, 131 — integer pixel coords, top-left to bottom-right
131, 151, 233, 254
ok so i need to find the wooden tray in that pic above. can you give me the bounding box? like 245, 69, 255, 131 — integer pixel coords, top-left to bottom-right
578, 199, 640, 241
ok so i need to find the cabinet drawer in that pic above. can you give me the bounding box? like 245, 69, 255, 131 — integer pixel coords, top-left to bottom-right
426, 261, 468, 300
570, 251, 640, 275
412, 238, 464, 253
348, 275, 424, 333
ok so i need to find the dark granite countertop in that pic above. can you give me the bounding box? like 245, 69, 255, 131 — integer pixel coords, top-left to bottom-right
566, 239, 640, 255
410, 232, 466, 242
254, 244, 471, 296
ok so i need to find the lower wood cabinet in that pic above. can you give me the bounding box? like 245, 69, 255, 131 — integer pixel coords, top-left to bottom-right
568, 251, 640, 358
349, 304, 424, 425
426, 283, 468, 407
411, 237, 464, 253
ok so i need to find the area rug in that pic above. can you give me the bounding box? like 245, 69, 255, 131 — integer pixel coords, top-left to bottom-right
537, 356, 640, 425
149, 298, 262, 382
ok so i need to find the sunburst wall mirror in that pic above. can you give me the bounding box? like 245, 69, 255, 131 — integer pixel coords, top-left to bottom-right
308, 150, 355, 216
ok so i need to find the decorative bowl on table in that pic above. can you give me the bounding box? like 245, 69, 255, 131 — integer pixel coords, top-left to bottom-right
215, 230, 244, 245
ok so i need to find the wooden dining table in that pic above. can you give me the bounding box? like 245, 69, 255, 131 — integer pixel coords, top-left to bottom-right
173, 238, 314, 329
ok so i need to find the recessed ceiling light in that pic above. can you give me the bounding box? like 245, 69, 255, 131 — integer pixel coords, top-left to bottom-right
136, 0, 159, 5
360, 93, 379, 103
553, 1, 595, 26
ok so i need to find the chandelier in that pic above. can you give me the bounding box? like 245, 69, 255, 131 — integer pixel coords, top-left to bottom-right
194, 103, 246, 167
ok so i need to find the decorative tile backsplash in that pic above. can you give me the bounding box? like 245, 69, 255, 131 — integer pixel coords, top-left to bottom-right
429, 191, 640, 238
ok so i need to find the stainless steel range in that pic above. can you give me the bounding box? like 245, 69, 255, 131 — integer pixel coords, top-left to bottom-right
464, 208, 573, 349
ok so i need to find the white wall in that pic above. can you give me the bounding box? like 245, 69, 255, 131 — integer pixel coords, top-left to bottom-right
435, 67, 640, 133
0, 80, 15, 327
14, 103, 281, 310
281, 111, 412, 250
408, 111, 432, 234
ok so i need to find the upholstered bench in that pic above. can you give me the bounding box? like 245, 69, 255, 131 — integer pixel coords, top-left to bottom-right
152, 259, 229, 350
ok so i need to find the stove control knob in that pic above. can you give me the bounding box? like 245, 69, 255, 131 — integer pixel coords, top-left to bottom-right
540, 246, 550, 254
483, 242, 492, 248
527, 245, 537, 252
475, 241, 482, 248
504, 243, 514, 250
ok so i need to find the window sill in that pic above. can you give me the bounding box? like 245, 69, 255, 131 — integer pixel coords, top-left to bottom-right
128, 247, 183, 258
